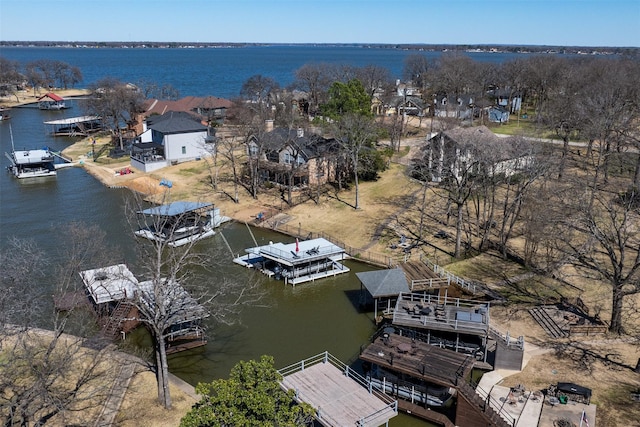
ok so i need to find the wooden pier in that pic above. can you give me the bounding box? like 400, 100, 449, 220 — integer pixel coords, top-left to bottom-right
279, 352, 397, 427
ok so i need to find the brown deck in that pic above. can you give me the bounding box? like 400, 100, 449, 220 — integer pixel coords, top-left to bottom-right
396, 400, 455, 427
53, 291, 92, 311
166, 338, 207, 354
400, 260, 439, 281
360, 334, 473, 388
281, 360, 397, 427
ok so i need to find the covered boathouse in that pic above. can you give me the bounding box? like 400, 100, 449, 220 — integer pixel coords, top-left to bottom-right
38, 92, 67, 110
43, 115, 102, 136
233, 237, 350, 285
360, 330, 514, 427
79, 264, 208, 353
279, 351, 398, 427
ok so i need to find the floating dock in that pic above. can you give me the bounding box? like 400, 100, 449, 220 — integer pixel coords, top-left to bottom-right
233, 237, 350, 286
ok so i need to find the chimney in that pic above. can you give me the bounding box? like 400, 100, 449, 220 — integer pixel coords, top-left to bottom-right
297, 128, 304, 138
265, 119, 274, 132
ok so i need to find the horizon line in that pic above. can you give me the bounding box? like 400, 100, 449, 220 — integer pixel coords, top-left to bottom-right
1, 41, 638, 50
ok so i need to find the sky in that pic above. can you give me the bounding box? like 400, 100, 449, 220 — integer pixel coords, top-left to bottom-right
1, 0, 638, 47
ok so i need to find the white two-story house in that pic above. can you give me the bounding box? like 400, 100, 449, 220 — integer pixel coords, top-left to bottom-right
130, 112, 212, 172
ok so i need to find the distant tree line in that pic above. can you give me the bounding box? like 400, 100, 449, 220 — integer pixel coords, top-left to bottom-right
1, 40, 637, 57
0, 56, 82, 95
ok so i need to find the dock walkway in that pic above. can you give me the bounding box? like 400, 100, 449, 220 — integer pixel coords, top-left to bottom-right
280, 352, 397, 427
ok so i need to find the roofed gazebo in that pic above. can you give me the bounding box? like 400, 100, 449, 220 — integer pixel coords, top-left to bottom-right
356, 268, 410, 321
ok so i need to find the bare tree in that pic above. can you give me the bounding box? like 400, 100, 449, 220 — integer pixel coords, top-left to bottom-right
430, 52, 478, 100
227, 97, 270, 199
293, 63, 334, 116
520, 55, 566, 123
24, 59, 82, 92
126, 192, 265, 409
240, 74, 279, 105
331, 113, 378, 210
553, 187, 640, 334
83, 77, 144, 150
354, 64, 392, 99
402, 53, 430, 93
0, 226, 119, 426
215, 135, 244, 203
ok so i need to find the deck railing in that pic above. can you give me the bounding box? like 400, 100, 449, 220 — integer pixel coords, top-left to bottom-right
278, 351, 397, 427
410, 276, 451, 291
465, 378, 516, 427
258, 243, 341, 262
420, 255, 479, 294
264, 222, 396, 268
392, 293, 490, 336
489, 325, 525, 350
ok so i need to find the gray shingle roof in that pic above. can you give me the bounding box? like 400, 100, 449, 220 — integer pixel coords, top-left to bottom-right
148, 112, 207, 134
356, 268, 410, 298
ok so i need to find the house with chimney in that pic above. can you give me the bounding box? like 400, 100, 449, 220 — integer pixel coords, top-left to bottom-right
418, 125, 534, 183
247, 122, 339, 188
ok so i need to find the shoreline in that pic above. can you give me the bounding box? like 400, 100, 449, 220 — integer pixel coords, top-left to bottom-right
0, 88, 91, 109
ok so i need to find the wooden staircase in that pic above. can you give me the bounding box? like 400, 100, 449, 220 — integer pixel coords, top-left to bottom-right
528, 307, 568, 338
457, 380, 515, 427
101, 301, 133, 340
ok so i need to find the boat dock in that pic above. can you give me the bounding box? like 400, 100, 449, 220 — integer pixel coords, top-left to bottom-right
360, 331, 514, 427
79, 264, 208, 353
233, 237, 350, 285
43, 115, 101, 136
279, 351, 398, 427
135, 201, 231, 248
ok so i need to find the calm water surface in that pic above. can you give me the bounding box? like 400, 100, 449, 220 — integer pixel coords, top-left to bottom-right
1, 45, 535, 98
0, 107, 432, 426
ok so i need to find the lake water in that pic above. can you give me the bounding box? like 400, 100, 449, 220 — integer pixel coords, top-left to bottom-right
1, 45, 532, 98
0, 45, 539, 426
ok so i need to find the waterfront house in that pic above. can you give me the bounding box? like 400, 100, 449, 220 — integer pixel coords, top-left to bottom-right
247, 126, 338, 188
383, 95, 428, 117
131, 111, 211, 172
488, 88, 523, 114
134, 95, 232, 133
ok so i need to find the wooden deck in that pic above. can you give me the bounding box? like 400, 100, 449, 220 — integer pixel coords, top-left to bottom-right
392, 293, 490, 337
280, 353, 397, 427
53, 291, 92, 311
400, 260, 439, 281
396, 400, 455, 427
360, 333, 473, 389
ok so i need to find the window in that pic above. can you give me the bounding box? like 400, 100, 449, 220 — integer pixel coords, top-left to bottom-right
181, 146, 186, 155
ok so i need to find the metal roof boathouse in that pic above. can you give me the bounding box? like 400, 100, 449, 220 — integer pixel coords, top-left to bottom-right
234, 237, 350, 286
79, 264, 209, 353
